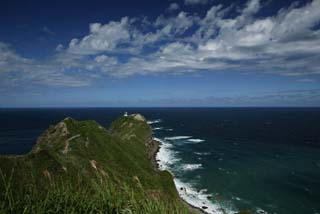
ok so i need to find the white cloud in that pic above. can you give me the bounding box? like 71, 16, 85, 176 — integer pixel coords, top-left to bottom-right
184, 0, 209, 6
1, 0, 320, 88
94, 55, 117, 64
55, 44, 64, 51
0, 42, 33, 74
0, 42, 91, 88
154, 12, 197, 36
167, 3, 180, 12
67, 17, 132, 55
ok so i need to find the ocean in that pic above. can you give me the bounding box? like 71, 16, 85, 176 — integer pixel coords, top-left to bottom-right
1, 108, 320, 214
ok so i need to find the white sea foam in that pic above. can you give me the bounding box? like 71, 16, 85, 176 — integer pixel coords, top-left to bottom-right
174, 179, 235, 214
187, 138, 205, 143
256, 208, 268, 214
164, 136, 192, 140
166, 128, 173, 131
155, 137, 235, 214
194, 152, 212, 156
153, 127, 163, 130
154, 137, 181, 170
181, 163, 203, 171
147, 119, 162, 124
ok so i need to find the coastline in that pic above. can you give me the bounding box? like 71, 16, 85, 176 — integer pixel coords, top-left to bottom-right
148, 137, 207, 214
147, 137, 161, 169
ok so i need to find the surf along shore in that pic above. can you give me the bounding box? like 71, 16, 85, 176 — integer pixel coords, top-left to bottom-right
147, 137, 206, 214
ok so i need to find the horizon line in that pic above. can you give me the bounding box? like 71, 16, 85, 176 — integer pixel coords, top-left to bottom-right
1, 106, 320, 109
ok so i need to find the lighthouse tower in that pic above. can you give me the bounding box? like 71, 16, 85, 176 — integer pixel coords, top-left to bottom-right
124, 112, 128, 117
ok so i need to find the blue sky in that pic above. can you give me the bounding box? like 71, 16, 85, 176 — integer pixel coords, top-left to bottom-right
1, 0, 320, 107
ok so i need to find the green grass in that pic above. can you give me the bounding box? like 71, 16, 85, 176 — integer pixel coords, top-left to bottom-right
0, 114, 189, 214
0, 168, 188, 214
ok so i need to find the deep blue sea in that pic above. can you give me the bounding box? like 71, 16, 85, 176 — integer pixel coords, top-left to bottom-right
1, 108, 320, 214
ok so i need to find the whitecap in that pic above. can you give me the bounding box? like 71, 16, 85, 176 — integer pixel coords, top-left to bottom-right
256, 208, 268, 214
232, 196, 241, 201
153, 127, 163, 130
147, 119, 162, 124
181, 163, 203, 171
187, 138, 205, 143
194, 152, 212, 156
164, 136, 192, 140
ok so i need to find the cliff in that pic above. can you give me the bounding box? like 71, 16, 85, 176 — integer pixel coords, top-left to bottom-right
0, 114, 188, 213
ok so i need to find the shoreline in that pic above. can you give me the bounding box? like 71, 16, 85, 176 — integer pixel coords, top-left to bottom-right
148, 137, 207, 214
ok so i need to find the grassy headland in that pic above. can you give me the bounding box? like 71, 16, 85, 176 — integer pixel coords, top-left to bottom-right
0, 114, 189, 213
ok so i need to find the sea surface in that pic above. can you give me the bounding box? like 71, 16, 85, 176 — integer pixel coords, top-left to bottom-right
1, 108, 320, 214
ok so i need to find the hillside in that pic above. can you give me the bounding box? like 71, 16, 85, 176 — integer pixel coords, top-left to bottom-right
0, 114, 189, 213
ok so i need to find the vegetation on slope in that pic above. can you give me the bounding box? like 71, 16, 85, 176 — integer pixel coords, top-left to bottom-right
0, 114, 188, 214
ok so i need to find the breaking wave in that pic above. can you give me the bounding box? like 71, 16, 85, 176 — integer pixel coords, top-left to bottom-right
164, 136, 192, 140
154, 136, 236, 214
181, 163, 203, 171
147, 119, 162, 124
187, 138, 205, 143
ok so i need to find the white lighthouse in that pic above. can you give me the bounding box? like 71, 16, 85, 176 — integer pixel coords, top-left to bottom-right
124, 112, 128, 117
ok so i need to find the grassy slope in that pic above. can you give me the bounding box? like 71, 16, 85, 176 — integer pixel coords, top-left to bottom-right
0, 115, 187, 213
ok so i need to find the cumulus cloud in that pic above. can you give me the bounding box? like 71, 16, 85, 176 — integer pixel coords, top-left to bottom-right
94, 55, 117, 64
67, 17, 132, 55
1, 0, 320, 87
62, 0, 320, 78
55, 44, 64, 51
